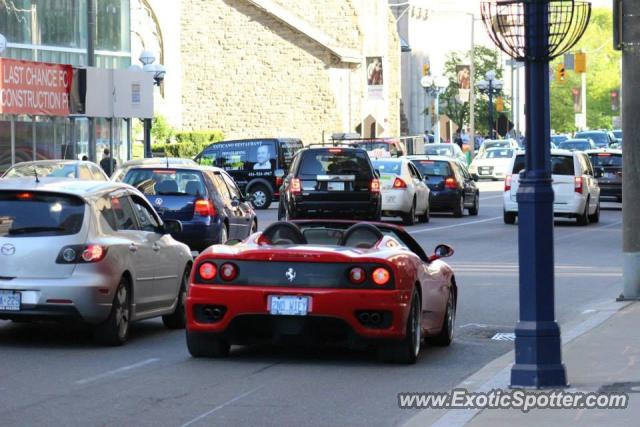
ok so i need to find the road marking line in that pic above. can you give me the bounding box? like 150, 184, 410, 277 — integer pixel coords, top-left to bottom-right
411, 216, 502, 233
479, 195, 505, 201
75, 358, 160, 385
180, 386, 264, 427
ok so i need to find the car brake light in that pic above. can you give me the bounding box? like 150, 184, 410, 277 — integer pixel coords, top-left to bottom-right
445, 177, 457, 190
597, 153, 611, 157
574, 176, 583, 194
219, 263, 238, 281
290, 178, 301, 194
329, 148, 343, 153
195, 199, 216, 217
393, 177, 407, 189
82, 245, 106, 262
371, 268, 391, 286
56, 245, 108, 264
370, 178, 380, 193
199, 262, 217, 280
275, 176, 283, 187
505, 175, 512, 192
16, 192, 33, 200
348, 267, 366, 285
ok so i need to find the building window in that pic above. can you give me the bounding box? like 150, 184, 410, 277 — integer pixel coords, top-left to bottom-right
97, 0, 130, 52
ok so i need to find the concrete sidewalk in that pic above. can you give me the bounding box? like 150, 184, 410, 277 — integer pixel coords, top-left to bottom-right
406, 301, 639, 427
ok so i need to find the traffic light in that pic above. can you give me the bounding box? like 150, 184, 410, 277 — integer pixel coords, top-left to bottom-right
556, 63, 567, 83
496, 97, 505, 112
575, 52, 587, 73
422, 63, 430, 76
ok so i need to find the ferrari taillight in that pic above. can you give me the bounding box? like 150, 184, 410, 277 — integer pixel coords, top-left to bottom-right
371, 268, 391, 286
348, 267, 366, 285
199, 262, 217, 280
219, 263, 238, 281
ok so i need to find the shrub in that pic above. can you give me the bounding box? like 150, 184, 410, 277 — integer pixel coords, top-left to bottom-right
152, 130, 224, 158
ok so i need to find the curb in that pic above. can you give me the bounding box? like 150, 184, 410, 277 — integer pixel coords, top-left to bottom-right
403, 298, 633, 427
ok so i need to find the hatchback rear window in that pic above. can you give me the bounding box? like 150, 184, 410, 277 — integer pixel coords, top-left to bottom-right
123, 169, 206, 196
412, 160, 452, 177
5, 163, 76, 179
512, 155, 575, 175
0, 191, 85, 237
299, 151, 373, 178
589, 153, 622, 168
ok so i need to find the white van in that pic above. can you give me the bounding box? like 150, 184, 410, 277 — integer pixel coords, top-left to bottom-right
503, 149, 601, 225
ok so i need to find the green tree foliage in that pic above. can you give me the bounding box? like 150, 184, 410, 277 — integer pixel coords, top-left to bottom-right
550, 8, 621, 132
152, 130, 225, 158
151, 115, 174, 144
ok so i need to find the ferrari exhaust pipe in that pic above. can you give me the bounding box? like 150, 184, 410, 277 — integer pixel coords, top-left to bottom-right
358, 312, 370, 323
211, 308, 223, 319
370, 313, 381, 324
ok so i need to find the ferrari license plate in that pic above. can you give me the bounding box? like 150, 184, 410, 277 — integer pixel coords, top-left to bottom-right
327, 182, 344, 191
0, 291, 21, 311
268, 296, 310, 316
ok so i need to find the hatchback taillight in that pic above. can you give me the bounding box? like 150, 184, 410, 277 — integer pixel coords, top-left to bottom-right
56, 245, 108, 264
445, 177, 457, 190
574, 176, 583, 194
370, 178, 381, 193
505, 175, 512, 192
290, 178, 301, 194
195, 199, 216, 217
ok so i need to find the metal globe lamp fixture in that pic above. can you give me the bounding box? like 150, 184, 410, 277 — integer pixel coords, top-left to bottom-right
480, 0, 591, 389
476, 70, 503, 138
421, 75, 449, 143
137, 50, 166, 157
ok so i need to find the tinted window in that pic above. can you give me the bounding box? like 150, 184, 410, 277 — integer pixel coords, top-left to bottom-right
412, 160, 452, 177
5, 163, 77, 178
351, 141, 403, 157
220, 172, 242, 199
280, 140, 303, 168
89, 165, 107, 181
425, 146, 453, 157
612, 131, 622, 139
589, 153, 622, 168
200, 140, 277, 171
371, 160, 402, 175
130, 196, 160, 232
559, 141, 590, 151
299, 150, 373, 178
512, 155, 574, 175
79, 166, 93, 180
99, 196, 138, 231
211, 173, 231, 201
0, 191, 85, 237
123, 169, 206, 197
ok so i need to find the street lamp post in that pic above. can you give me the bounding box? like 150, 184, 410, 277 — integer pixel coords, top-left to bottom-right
421, 75, 449, 143
132, 50, 166, 158
477, 70, 503, 139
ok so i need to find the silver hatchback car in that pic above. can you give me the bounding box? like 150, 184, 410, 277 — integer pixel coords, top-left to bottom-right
0, 178, 193, 345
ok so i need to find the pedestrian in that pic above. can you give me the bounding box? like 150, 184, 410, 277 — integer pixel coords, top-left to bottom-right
99, 148, 117, 177
454, 130, 463, 149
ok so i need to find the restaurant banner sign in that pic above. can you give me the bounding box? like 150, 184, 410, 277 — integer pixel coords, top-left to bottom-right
0, 58, 72, 116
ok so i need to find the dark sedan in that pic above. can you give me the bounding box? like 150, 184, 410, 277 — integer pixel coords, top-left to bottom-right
586, 149, 622, 202
117, 164, 257, 252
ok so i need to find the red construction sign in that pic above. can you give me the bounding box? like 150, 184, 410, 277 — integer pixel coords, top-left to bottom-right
0, 58, 73, 116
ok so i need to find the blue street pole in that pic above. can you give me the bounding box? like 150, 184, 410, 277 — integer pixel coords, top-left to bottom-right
488, 81, 494, 138
510, 0, 567, 388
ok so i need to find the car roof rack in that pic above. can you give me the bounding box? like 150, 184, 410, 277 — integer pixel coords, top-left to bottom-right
306, 142, 355, 148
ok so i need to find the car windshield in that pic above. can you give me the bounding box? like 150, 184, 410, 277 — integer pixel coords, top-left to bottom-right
559, 141, 590, 151
612, 131, 622, 139
513, 155, 574, 175
299, 150, 372, 178
588, 153, 622, 168
551, 135, 569, 143
371, 160, 401, 175
485, 149, 513, 159
411, 160, 452, 177
4, 163, 76, 179
425, 146, 453, 157
0, 191, 85, 237
576, 132, 608, 146
484, 141, 509, 150
123, 168, 207, 196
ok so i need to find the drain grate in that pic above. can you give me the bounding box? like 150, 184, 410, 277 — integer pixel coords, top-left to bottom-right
491, 332, 516, 341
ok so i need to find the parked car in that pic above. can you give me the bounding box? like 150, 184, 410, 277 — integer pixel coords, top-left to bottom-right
475, 139, 519, 159
0, 178, 193, 345
186, 220, 457, 364
503, 149, 601, 225
194, 138, 303, 210
2, 160, 109, 181
117, 163, 257, 253
468, 147, 516, 180
409, 155, 479, 217
558, 138, 596, 151
586, 149, 622, 202
424, 143, 467, 165
111, 157, 198, 182
278, 146, 381, 221
550, 134, 570, 145
574, 131, 616, 148
371, 158, 430, 225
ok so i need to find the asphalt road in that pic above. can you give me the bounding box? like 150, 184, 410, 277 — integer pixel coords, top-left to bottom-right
0, 181, 623, 427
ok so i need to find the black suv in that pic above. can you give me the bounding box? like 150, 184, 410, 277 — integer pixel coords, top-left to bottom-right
195, 138, 303, 209
278, 147, 381, 221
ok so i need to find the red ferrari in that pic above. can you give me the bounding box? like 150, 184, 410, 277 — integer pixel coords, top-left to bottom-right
186, 220, 457, 364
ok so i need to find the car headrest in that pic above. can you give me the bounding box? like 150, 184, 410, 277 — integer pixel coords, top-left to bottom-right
156, 179, 178, 194
185, 180, 204, 196
339, 223, 384, 249
260, 221, 307, 245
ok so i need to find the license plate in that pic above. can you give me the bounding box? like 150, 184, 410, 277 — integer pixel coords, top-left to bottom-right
0, 291, 21, 311
327, 182, 344, 191
268, 296, 310, 316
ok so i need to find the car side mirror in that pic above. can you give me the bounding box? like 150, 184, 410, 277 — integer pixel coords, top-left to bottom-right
162, 219, 183, 235
431, 244, 454, 260
472, 175, 479, 182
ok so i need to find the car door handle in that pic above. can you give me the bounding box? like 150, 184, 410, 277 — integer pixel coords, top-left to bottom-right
128, 244, 138, 253
152, 243, 160, 252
